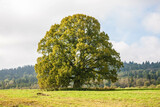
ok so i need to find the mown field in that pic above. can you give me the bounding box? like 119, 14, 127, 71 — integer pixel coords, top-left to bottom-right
0, 89, 160, 107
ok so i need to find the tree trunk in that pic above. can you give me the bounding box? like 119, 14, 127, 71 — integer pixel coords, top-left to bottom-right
73, 80, 81, 89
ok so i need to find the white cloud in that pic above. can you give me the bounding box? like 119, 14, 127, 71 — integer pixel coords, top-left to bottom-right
143, 13, 160, 34
0, 0, 160, 69
112, 36, 160, 63
0, 38, 39, 69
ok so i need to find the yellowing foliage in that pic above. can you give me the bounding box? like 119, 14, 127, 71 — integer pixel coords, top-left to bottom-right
35, 14, 123, 90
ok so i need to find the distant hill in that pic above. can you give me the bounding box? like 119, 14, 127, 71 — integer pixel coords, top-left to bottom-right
112, 62, 160, 88
0, 65, 37, 89
0, 62, 160, 89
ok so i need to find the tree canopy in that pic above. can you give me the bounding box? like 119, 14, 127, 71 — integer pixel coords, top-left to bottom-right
35, 14, 123, 90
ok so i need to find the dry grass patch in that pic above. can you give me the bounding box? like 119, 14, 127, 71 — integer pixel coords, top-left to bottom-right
0, 89, 160, 107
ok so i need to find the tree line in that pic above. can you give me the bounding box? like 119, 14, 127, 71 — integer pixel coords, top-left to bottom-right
111, 61, 160, 88
0, 66, 38, 89
0, 61, 160, 89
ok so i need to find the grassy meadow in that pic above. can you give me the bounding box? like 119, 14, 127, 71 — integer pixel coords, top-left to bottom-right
0, 89, 160, 107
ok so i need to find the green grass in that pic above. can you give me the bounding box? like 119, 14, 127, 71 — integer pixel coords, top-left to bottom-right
0, 89, 160, 107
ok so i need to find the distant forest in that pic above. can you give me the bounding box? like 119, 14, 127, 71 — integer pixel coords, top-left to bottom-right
113, 61, 160, 88
0, 61, 160, 89
0, 66, 37, 89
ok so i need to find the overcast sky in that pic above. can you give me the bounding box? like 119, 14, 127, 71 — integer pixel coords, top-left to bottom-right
0, 0, 160, 69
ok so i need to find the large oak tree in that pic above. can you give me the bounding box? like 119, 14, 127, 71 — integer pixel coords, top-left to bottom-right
35, 14, 123, 90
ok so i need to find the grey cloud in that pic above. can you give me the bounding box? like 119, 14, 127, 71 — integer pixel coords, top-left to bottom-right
112, 36, 160, 63
0, 0, 160, 69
